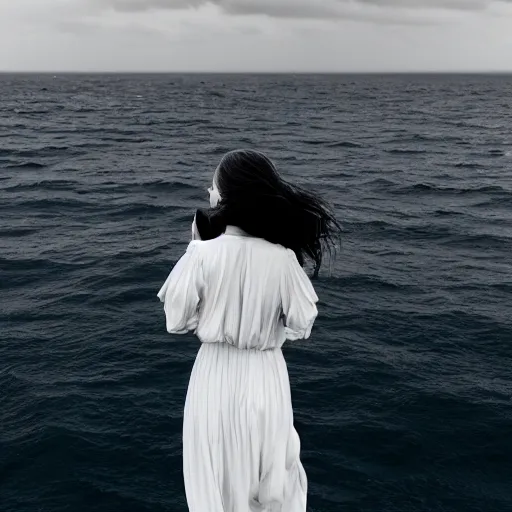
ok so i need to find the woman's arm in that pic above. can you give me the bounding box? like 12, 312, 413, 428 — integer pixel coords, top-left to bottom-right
157, 241, 204, 334
280, 249, 319, 340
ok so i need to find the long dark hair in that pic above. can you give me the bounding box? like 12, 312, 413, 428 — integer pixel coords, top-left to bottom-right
195, 149, 341, 277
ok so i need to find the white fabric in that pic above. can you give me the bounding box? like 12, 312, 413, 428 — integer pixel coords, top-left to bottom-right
157, 226, 319, 348
191, 213, 201, 241
157, 225, 318, 511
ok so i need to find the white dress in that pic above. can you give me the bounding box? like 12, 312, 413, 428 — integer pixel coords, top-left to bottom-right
157, 224, 319, 512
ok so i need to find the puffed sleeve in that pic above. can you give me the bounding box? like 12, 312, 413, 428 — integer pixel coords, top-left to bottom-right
157, 241, 204, 334
280, 248, 319, 340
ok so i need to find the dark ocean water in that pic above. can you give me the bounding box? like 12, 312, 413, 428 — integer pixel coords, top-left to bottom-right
1, 73, 511, 512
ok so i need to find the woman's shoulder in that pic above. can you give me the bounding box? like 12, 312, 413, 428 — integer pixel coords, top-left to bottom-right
186, 239, 203, 251
263, 240, 295, 259
253, 239, 298, 267
185, 236, 225, 254
188, 233, 291, 259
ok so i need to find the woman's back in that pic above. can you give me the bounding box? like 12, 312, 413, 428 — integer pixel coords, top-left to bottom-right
157, 224, 319, 351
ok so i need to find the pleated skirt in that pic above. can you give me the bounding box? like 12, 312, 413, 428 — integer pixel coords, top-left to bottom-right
183, 341, 307, 512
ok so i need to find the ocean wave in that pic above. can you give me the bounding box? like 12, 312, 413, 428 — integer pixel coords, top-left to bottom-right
104, 202, 175, 217
451, 162, 481, 169
4, 197, 101, 211
115, 180, 199, 194
89, 286, 156, 305
71, 107, 101, 113
0, 145, 71, 157
302, 139, 364, 147
4, 179, 78, 192
433, 209, 465, 217
95, 136, 150, 144
0, 227, 40, 237
200, 144, 235, 155
446, 120, 501, 130
393, 183, 510, 195
439, 233, 512, 249
12, 108, 51, 114
1, 256, 89, 272
40, 127, 146, 136
384, 148, 428, 155
5, 162, 46, 169
341, 219, 459, 241
462, 148, 510, 158
361, 177, 398, 188
383, 133, 466, 144
327, 274, 418, 291
343, 219, 396, 232
327, 141, 364, 148
473, 196, 512, 208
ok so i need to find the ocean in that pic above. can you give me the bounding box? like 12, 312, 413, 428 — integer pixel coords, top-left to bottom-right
1, 73, 511, 512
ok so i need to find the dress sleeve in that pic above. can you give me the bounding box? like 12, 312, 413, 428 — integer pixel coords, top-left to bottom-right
280, 248, 319, 341
156, 241, 204, 334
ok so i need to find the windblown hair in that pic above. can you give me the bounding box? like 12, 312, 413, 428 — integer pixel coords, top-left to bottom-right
195, 149, 341, 277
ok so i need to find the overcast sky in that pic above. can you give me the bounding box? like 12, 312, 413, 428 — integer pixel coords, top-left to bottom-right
1, 0, 511, 72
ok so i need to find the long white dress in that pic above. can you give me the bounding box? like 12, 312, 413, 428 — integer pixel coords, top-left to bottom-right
157, 224, 319, 512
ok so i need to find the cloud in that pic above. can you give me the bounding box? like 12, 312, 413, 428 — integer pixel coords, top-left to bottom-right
2, 0, 512, 72
357, 0, 489, 9
219, 0, 444, 22
82, 0, 509, 26
4, 0, 509, 27
101, 0, 205, 12
97, 0, 496, 16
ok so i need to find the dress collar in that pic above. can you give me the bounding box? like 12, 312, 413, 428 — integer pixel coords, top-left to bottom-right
224, 225, 252, 237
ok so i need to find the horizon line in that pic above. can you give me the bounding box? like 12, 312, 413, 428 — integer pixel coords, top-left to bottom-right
1, 70, 512, 75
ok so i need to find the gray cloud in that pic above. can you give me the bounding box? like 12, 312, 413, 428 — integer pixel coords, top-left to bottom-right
97, 0, 497, 17
219, 1, 444, 24
81, 0, 504, 27
101, 0, 205, 12
358, 0, 489, 9
3, 0, 512, 72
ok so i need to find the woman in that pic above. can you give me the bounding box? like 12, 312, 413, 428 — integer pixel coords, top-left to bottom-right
157, 149, 341, 511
